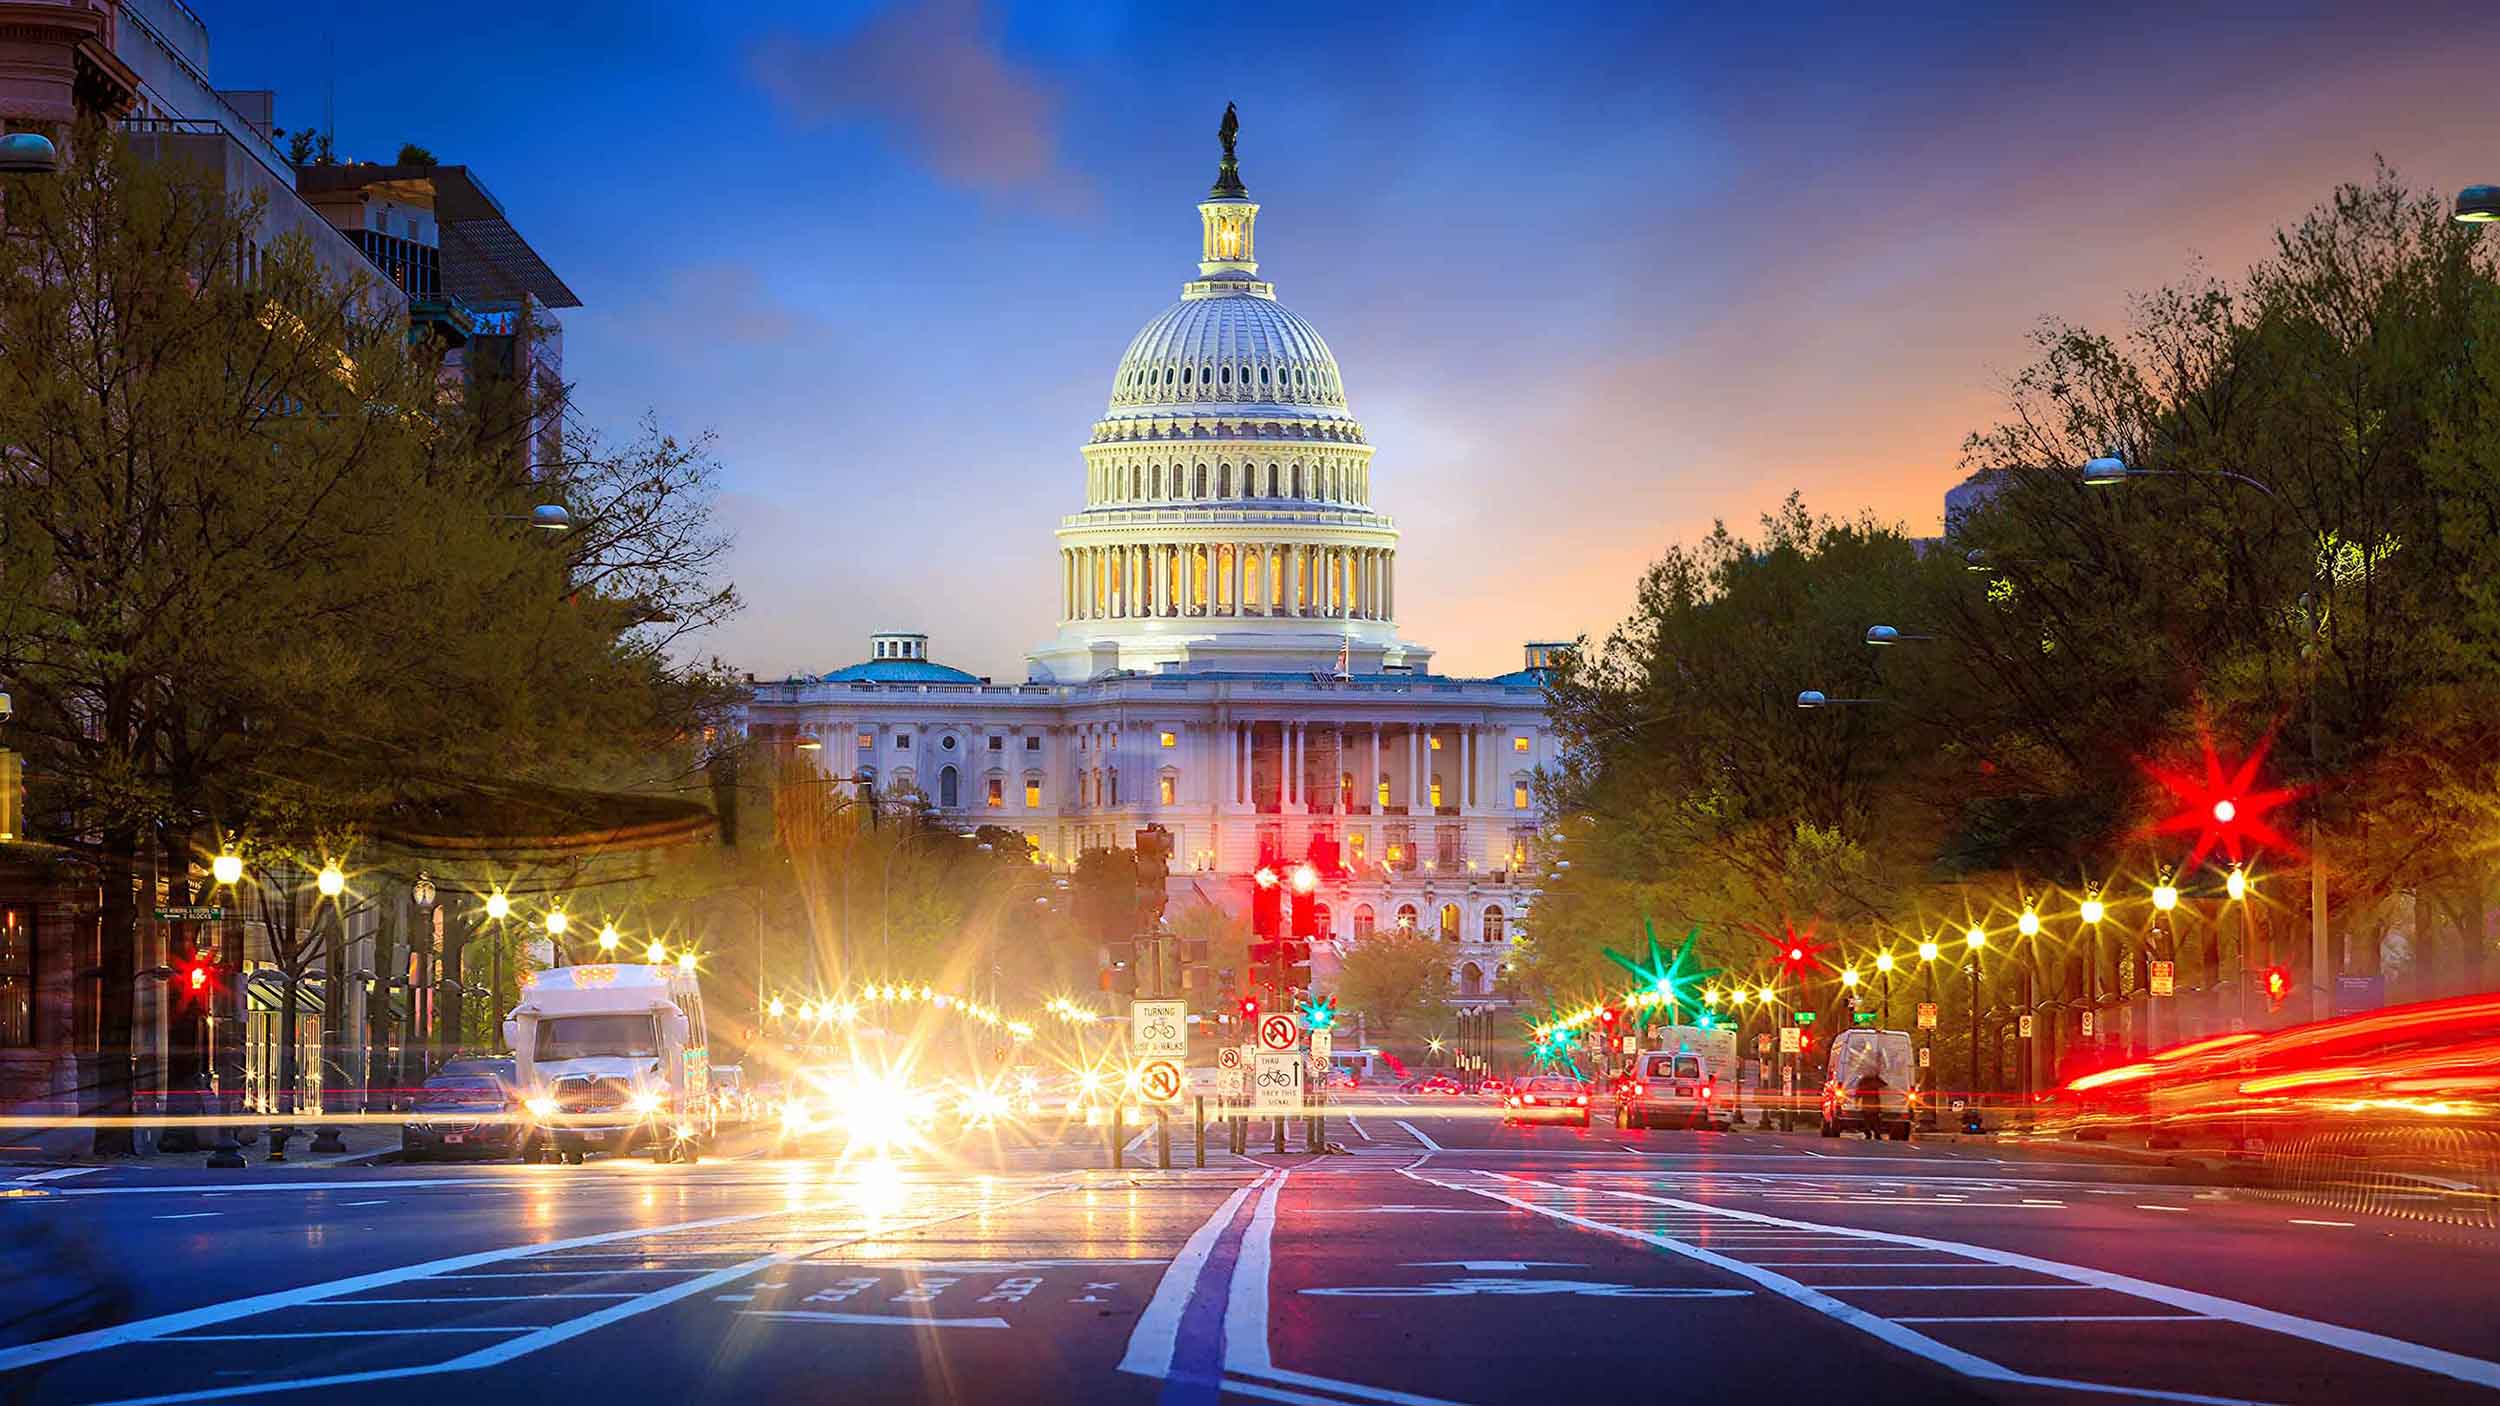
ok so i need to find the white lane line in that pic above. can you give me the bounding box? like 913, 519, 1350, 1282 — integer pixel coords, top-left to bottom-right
1392, 1121, 1442, 1152
2136, 1204, 2190, 1213
0, 1208, 783, 1374
1347, 1117, 1373, 1142
1895, 1315, 2219, 1325
739, 1310, 1009, 1329
1115, 1174, 1265, 1379
167, 1320, 532, 1330
1819, 1284, 2097, 1292
152, 1213, 220, 1221
1404, 1172, 2271, 1406
93, 1186, 1075, 1406
1222, 1171, 1287, 1373
323, 1295, 639, 1304
1591, 1188, 2500, 1394
16, 1167, 102, 1182
341, 1200, 389, 1207
432, 1269, 704, 1279
2288, 1219, 2354, 1228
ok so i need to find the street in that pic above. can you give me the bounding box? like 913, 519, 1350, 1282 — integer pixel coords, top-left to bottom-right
3, 1098, 2494, 1405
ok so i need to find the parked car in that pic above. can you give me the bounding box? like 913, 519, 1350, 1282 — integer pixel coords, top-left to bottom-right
401, 1074, 527, 1162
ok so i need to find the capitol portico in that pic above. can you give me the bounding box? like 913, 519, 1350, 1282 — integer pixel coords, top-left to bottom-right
740, 112, 1554, 1000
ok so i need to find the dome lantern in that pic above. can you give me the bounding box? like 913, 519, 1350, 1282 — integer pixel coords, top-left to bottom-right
1198, 102, 1258, 280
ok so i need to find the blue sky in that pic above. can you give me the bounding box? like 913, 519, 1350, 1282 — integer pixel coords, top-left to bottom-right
198, 0, 2500, 679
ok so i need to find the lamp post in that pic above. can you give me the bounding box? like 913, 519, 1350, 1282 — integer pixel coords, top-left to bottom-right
1963, 925, 1986, 1127
411, 875, 437, 1082
2077, 454, 2327, 1020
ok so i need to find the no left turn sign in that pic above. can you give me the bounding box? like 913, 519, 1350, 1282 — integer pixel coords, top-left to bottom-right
1135, 1058, 1184, 1104
1258, 1014, 1300, 1052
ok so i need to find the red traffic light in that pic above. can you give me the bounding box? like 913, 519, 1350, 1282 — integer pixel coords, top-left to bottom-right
1289, 862, 1320, 895
1786, 947, 1804, 963
186, 963, 208, 991
1253, 866, 1280, 890
2262, 965, 2291, 1005
1599, 1007, 1619, 1027
1240, 997, 1260, 1020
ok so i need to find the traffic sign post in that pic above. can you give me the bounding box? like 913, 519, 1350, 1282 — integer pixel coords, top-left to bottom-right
1252, 1051, 1303, 1115
1131, 999, 1187, 1058
1778, 1026, 1800, 1054
1134, 1058, 1184, 1105
1217, 1045, 1245, 1099
1915, 1001, 1938, 1030
2150, 960, 2176, 997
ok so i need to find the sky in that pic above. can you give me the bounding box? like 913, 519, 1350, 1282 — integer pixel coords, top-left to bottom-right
196, 0, 2500, 682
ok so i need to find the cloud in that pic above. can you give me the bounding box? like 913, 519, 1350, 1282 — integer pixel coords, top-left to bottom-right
749, 0, 1087, 206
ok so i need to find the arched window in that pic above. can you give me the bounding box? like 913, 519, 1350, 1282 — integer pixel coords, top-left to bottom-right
1429, 772, 1444, 809
1353, 905, 1375, 939
1395, 904, 1419, 932
1194, 465, 1207, 497
1314, 903, 1332, 939
1438, 903, 1461, 941
1460, 961, 1485, 995
1219, 464, 1231, 497
1339, 772, 1355, 810
939, 766, 960, 809
1108, 766, 1119, 806
1482, 906, 1505, 944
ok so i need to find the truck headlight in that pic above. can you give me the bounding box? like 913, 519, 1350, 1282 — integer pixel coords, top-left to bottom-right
629, 1091, 662, 1116
525, 1096, 558, 1119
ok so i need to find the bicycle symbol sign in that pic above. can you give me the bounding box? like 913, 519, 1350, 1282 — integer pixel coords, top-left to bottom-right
1131, 999, 1187, 1057
1258, 1014, 1300, 1051
1135, 1058, 1184, 1104
1217, 1047, 1243, 1071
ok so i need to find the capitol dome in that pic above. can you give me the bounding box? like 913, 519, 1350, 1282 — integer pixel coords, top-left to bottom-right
1104, 294, 1352, 424
1028, 110, 1426, 684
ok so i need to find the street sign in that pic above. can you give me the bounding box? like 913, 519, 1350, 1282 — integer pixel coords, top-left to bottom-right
1778, 1026, 1800, 1054
154, 906, 223, 922
2017, 1013, 2034, 1038
1917, 1045, 1931, 1069
1851, 1012, 1877, 1026
1309, 1028, 1333, 1066
1252, 1051, 1303, 1113
1217, 1045, 1245, 1098
1915, 1001, 1937, 1030
2150, 960, 2175, 997
1257, 1013, 1300, 1052
1131, 999, 1187, 1058
1792, 1011, 1814, 1025
1134, 1058, 1185, 1105
2080, 1010, 2095, 1037
1756, 1033, 1772, 1054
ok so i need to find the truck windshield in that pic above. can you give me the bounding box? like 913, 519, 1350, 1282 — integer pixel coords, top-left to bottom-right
535, 1014, 659, 1061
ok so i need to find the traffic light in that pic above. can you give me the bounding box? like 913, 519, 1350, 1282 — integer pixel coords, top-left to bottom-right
1289, 861, 1318, 939
1251, 863, 1282, 941
1239, 996, 1260, 1024
2262, 965, 2291, 1009
1135, 825, 1173, 927
1303, 998, 1336, 1032
174, 954, 217, 1004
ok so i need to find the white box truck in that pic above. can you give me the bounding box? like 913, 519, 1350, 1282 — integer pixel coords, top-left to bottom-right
504, 963, 714, 1163
1820, 1027, 1916, 1140
1618, 1024, 1740, 1131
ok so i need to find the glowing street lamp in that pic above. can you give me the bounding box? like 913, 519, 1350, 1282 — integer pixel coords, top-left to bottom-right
2079, 890, 2106, 925
2225, 865, 2248, 902
1839, 968, 1860, 989
1874, 951, 1895, 974
544, 909, 569, 937
210, 850, 244, 887
677, 951, 697, 972
646, 940, 668, 964
597, 923, 621, 954
1917, 939, 1940, 962
1964, 924, 1986, 951
484, 890, 512, 922
315, 860, 345, 898
767, 995, 786, 1020
2152, 881, 2179, 913
2017, 907, 2041, 938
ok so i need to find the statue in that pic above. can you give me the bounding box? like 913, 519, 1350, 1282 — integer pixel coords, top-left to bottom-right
1212, 102, 1245, 196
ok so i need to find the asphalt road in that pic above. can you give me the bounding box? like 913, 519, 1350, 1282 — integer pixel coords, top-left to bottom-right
1, 1095, 2495, 1405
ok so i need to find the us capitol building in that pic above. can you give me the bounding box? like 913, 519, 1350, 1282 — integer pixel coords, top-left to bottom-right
741, 114, 1557, 1000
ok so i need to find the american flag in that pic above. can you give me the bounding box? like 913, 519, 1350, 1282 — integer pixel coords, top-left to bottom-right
1334, 634, 1351, 678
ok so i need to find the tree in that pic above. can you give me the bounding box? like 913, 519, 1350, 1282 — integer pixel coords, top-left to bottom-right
395, 143, 437, 167
1333, 928, 1447, 1039
0, 132, 738, 1144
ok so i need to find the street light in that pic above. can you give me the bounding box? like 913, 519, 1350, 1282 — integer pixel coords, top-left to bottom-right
484, 890, 512, 921
2079, 891, 2106, 925
647, 940, 668, 964
2151, 881, 2179, 912
1874, 951, 1895, 974
210, 849, 244, 887
1917, 939, 1939, 962
2225, 865, 2248, 902
2456, 184, 2500, 223
315, 860, 345, 898
1863, 625, 1936, 645
2017, 907, 2040, 938
597, 922, 621, 954
1964, 925, 1986, 950
544, 909, 569, 937
1794, 689, 1886, 708
2078, 452, 2278, 499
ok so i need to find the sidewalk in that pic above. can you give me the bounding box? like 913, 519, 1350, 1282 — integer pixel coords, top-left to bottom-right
1, 1119, 403, 1172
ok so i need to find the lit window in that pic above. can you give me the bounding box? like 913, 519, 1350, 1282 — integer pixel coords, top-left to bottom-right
1159, 776, 1176, 805
856, 732, 872, 752
986, 778, 1004, 808
1349, 831, 1367, 863
1025, 779, 1041, 808
1513, 736, 1530, 753
1429, 777, 1443, 808
1428, 735, 1442, 751
1159, 731, 1177, 748
1513, 783, 1529, 810
1377, 775, 1391, 807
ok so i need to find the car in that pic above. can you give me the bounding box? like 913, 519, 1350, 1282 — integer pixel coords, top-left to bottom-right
1503, 1076, 1592, 1127
1415, 1074, 1465, 1096
401, 1074, 527, 1162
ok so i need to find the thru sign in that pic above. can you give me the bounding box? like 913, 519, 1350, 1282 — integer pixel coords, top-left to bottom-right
1131, 999, 1187, 1058
1778, 1026, 1800, 1054
1252, 1051, 1303, 1113
1258, 1013, 1301, 1052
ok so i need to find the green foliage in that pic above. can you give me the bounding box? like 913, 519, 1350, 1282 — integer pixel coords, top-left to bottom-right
1331, 926, 1446, 1036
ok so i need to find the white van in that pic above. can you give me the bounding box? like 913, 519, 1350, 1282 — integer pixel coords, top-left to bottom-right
504, 963, 715, 1162
1619, 1025, 1739, 1131
1821, 1027, 1915, 1140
